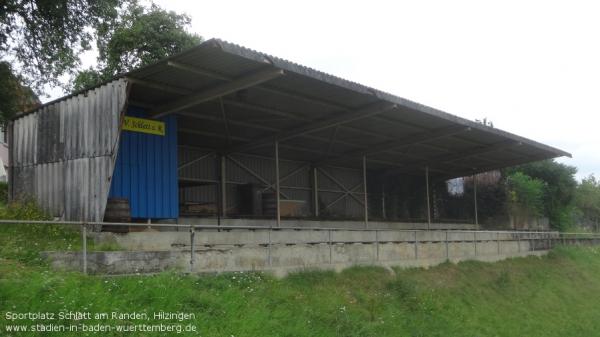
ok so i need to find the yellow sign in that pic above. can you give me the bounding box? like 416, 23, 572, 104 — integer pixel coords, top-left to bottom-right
122, 116, 165, 136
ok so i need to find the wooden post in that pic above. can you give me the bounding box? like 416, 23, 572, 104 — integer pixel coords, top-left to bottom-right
363, 156, 368, 228
275, 141, 281, 227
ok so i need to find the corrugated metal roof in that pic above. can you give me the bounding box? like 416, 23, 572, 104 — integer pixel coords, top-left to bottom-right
20, 38, 570, 179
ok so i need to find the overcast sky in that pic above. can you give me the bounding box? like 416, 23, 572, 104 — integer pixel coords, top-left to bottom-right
53, 0, 599, 180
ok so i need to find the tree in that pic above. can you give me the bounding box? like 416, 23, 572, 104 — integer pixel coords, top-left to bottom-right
574, 175, 600, 228
0, 0, 128, 120
506, 160, 577, 230
0, 61, 39, 121
70, 68, 106, 93
0, 62, 20, 120
71, 3, 201, 91
0, 0, 127, 124
505, 172, 545, 228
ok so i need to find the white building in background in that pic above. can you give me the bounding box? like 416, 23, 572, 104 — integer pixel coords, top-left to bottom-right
447, 177, 465, 196
0, 128, 8, 182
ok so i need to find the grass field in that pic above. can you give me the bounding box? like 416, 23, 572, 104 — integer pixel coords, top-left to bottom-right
2, 216, 600, 337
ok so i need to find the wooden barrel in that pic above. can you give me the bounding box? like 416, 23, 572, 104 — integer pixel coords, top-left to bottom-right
102, 198, 131, 232
262, 192, 277, 216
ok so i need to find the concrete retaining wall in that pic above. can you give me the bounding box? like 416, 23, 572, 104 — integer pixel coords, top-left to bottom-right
44, 229, 554, 276
91, 229, 554, 251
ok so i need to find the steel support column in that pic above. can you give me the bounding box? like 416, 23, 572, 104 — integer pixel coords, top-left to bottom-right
220, 155, 227, 218
363, 156, 368, 228
381, 184, 386, 220
473, 174, 479, 229
425, 166, 431, 229
313, 167, 319, 217
275, 141, 281, 227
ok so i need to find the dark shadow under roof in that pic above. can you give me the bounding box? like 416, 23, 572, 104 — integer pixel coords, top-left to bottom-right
35, 38, 573, 179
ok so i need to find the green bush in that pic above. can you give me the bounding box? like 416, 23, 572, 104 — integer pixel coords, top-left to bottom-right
575, 175, 600, 226
0, 199, 49, 220
0, 201, 84, 264
0, 181, 7, 204
506, 172, 545, 217
507, 160, 578, 230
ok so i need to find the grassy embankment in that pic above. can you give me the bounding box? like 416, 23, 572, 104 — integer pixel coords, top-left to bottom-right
2, 202, 600, 336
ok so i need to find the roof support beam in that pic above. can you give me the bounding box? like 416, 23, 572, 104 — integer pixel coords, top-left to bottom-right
380, 141, 523, 177
164, 62, 431, 142
167, 61, 367, 113
374, 115, 481, 147
316, 125, 470, 165
327, 126, 339, 154
128, 78, 482, 167
398, 141, 523, 174
127, 77, 192, 95
163, 60, 569, 160
177, 110, 370, 152
177, 111, 277, 131
167, 61, 230, 81
219, 98, 232, 146
433, 140, 522, 165
179, 128, 249, 142
177, 121, 475, 173
150, 68, 285, 118
179, 128, 347, 159
439, 153, 550, 180
178, 107, 485, 169
129, 78, 454, 157
219, 99, 471, 159
227, 102, 396, 154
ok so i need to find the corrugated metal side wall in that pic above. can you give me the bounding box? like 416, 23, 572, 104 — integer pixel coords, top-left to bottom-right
108, 106, 178, 219
178, 147, 364, 218
10, 79, 128, 221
